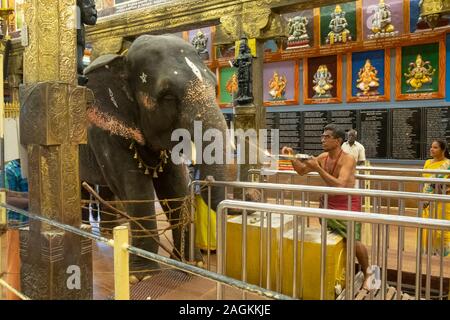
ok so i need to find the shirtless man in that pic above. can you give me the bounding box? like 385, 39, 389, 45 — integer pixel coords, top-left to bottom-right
282, 124, 371, 290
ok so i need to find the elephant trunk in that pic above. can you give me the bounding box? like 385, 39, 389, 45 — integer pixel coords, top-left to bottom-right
180, 78, 236, 210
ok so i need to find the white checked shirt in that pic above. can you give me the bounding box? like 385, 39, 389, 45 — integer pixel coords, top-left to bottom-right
342, 141, 366, 163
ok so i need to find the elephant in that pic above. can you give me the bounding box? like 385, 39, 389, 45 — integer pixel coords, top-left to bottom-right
79, 34, 235, 282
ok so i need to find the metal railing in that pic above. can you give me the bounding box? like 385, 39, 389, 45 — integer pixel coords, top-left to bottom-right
0, 202, 291, 300
259, 165, 450, 176
248, 168, 450, 200
356, 166, 450, 176
250, 168, 450, 185
190, 180, 450, 300
216, 200, 450, 300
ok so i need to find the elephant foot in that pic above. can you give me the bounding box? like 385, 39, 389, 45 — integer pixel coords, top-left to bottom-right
186, 258, 205, 269
184, 248, 205, 268
129, 275, 140, 285
129, 274, 153, 284
80, 223, 92, 231
129, 269, 156, 283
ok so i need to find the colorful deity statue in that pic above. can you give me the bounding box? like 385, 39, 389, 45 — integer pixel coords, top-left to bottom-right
313, 65, 333, 98
191, 30, 209, 60
326, 5, 352, 45
226, 73, 238, 96
356, 59, 380, 96
404, 54, 436, 91
287, 16, 310, 49
268, 71, 287, 100
369, 0, 397, 39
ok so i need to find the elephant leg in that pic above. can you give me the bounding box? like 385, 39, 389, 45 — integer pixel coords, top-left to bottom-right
88, 132, 160, 278
152, 162, 202, 263
105, 174, 159, 277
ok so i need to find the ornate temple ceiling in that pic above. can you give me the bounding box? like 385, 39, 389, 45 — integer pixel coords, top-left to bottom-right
86, 0, 351, 42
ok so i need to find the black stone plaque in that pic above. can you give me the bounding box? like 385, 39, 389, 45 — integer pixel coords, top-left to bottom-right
278, 112, 302, 153
266, 112, 302, 154
265, 112, 279, 154
329, 110, 357, 134
302, 111, 329, 156
359, 109, 388, 159
424, 106, 450, 159
391, 108, 421, 160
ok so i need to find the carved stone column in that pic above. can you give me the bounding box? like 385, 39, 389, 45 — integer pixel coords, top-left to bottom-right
219, 5, 284, 183
19, 0, 93, 299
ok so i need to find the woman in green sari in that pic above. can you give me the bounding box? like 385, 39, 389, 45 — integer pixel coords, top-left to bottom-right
422, 139, 450, 257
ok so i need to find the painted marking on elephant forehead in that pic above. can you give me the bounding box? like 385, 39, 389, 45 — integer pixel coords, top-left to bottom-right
184, 57, 203, 82
137, 91, 156, 110
140, 72, 147, 83
108, 88, 119, 109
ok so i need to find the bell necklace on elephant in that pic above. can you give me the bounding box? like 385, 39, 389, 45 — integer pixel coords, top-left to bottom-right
129, 141, 170, 178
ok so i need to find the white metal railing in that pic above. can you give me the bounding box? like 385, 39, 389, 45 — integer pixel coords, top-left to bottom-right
216, 200, 450, 300
250, 168, 450, 185
248, 168, 450, 197
190, 180, 450, 300
356, 166, 450, 176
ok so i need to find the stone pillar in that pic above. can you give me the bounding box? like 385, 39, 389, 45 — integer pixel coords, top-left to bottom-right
219, 4, 277, 184
19, 0, 93, 299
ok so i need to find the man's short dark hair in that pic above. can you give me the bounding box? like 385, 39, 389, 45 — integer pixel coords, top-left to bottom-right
324, 124, 345, 145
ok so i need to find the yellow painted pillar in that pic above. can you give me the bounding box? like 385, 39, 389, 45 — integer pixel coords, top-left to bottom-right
113, 225, 130, 300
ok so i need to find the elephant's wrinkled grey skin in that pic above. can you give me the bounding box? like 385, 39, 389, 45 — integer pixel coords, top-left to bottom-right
79, 35, 234, 279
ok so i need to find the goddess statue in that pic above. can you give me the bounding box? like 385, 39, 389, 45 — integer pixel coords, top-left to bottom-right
268, 71, 287, 100
226, 73, 238, 96
312, 65, 333, 98
326, 5, 352, 45
356, 59, 380, 96
404, 54, 435, 91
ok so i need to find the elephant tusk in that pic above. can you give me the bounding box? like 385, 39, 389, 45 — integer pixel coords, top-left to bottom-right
190, 141, 197, 165
184, 57, 203, 82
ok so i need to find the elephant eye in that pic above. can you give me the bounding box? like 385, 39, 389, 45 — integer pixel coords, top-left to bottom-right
162, 94, 176, 101
159, 94, 178, 105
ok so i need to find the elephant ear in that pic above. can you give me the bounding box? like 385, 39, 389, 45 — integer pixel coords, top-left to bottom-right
84, 54, 122, 75
85, 54, 145, 145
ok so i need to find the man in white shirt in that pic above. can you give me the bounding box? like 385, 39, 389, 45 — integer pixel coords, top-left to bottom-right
342, 129, 366, 165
